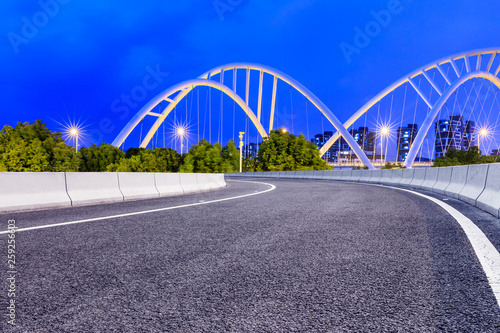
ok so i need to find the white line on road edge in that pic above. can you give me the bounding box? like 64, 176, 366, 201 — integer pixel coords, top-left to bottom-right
0, 180, 275, 235
378, 184, 500, 309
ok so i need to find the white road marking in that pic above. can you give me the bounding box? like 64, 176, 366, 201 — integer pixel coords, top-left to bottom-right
0, 180, 275, 234
377, 183, 500, 309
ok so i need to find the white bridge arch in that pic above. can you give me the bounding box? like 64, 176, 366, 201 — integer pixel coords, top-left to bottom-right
319, 47, 500, 168
113, 48, 500, 169
112, 63, 376, 169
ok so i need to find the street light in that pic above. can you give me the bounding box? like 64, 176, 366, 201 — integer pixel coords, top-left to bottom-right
478, 128, 488, 152
70, 128, 79, 153
238, 132, 245, 173
176, 127, 186, 154
380, 126, 389, 165
282, 128, 287, 133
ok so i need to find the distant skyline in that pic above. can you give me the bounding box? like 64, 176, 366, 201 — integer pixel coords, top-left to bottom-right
2, 0, 500, 150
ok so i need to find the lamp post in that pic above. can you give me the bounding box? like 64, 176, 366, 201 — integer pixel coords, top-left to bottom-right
239, 132, 245, 173
380, 126, 389, 165
70, 128, 79, 153
177, 127, 185, 155
478, 128, 488, 153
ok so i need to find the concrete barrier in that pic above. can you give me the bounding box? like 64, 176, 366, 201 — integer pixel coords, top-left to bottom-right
302, 171, 315, 179
378, 169, 393, 184
348, 170, 362, 182
180, 173, 201, 193
282, 171, 295, 178
399, 169, 415, 186
211, 173, 226, 188
329, 171, 343, 180
118, 172, 159, 200
154, 173, 184, 196
339, 170, 352, 181
458, 164, 489, 206
66, 172, 123, 206
420, 167, 439, 192
477, 163, 500, 217
358, 170, 372, 183
445, 165, 469, 198
432, 167, 453, 194
365, 169, 382, 183
0, 172, 72, 212
295, 171, 305, 179
197, 173, 219, 191
385, 169, 404, 185
409, 168, 426, 188
309, 170, 324, 179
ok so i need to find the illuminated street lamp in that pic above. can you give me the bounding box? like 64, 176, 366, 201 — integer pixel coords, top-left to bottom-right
380, 126, 389, 165
282, 128, 287, 134
70, 127, 79, 153
176, 127, 186, 154
478, 128, 489, 152
239, 132, 245, 173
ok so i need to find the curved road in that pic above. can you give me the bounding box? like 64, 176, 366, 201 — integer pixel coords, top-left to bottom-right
1, 179, 500, 332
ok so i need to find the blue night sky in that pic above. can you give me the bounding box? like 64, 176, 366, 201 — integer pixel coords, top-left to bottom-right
1, 0, 500, 150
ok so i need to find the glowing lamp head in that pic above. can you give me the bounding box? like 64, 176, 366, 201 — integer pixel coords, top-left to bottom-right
176, 127, 185, 136
70, 128, 78, 136
381, 127, 389, 135
282, 128, 287, 133
480, 129, 488, 137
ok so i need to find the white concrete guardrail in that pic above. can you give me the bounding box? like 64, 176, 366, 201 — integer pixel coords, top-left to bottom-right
226, 163, 500, 219
0, 173, 226, 213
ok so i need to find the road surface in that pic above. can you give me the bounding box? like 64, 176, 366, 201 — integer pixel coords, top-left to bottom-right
1, 178, 500, 332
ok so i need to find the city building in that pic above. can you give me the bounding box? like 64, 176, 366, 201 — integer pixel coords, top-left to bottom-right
311, 127, 376, 163
396, 124, 418, 162
243, 142, 259, 159
435, 116, 475, 159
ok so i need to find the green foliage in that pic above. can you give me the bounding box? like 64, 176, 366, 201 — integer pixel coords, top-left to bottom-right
108, 148, 182, 172
79, 143, 125, 172
433, 147, 500, 167
179, 139, 239, 173
381, 162, 405, 169
0, 120, 79, 172
256, 129, 332, 171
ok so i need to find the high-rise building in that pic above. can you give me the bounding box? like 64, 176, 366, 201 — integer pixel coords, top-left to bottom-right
396, 124, 418, 162
311, 127, 376, 163
435, 116, 475, 158
243, 142, 259, 159
463, 121, 476, 150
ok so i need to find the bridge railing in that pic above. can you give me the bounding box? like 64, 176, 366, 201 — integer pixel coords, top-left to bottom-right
226, 163, 500, 219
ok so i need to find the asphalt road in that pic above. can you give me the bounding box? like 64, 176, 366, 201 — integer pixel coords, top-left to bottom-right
1, 178, 500, 332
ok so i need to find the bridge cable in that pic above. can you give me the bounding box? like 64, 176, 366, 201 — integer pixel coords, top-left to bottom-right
305, 97, 310, 141
209, 86, 212, 144
396, 82, 408, 163
197, 87, 200, 143
220, 71, 224, 146
290, 85, 294, 134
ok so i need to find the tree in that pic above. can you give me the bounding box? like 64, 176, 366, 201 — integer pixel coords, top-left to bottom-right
179, 139, 239, 173
108, 148, 182, 172
0, 120, 79, 172
79, 143, 125, 172
433, 146, 500, 167
256, 129, 332, 171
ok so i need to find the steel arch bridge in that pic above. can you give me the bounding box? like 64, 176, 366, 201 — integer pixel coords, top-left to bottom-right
112, 48, 500, 169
